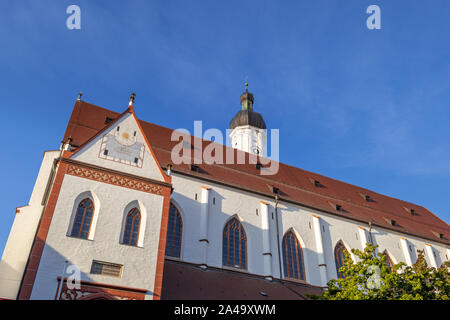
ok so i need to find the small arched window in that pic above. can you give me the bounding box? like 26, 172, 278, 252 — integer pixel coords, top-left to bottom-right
334, 241, 349, 279
123, 208, 141, 246
223, 218, 247, 269
71, 198, 94, 239
282, 231, 305, 280
165, 203, 183, 258
383, 250, 394, 270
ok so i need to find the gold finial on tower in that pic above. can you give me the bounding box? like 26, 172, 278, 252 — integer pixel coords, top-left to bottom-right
240, 77, 254, 110
77, 92, 82, 101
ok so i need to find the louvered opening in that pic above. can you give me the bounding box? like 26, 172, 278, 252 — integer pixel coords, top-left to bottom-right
90, 261, 123, 278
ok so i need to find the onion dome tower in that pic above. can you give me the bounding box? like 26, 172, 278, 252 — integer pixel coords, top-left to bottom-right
229, 83, 267, 156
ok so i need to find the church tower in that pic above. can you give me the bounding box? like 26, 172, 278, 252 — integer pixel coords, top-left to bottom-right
229, 84, 267, 156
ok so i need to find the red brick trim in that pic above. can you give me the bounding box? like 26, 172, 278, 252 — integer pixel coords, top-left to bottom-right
18, 161, 69, 300
131, 111, 171, 184
152, 190, 171, 300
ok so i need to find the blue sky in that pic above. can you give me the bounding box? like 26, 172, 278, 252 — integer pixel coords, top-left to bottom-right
1, 0, 449, 254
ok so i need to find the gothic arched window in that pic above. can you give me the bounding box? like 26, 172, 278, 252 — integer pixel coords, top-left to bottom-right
71, 198, 94, 239
222, 218, 247, 269
334, 241, 349, 279
123, 208, 141, 246
165, 203, 183, 258
282, 231, 305, 280
383, 250, 394, 270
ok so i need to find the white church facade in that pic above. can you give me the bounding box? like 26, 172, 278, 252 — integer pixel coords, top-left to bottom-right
0, 89, 449, 300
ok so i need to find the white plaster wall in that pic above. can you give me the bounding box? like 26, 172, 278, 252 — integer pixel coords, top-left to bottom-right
372, 227, 449, 268
0, 151, 59, 300
30, 174, 164, 300
170, 174, 267, 275
169, 172, 450, 287
71, 112, 164, 182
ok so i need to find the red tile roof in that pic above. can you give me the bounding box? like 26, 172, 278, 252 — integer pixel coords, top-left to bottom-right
63, 100, 450, 246
161, 259, 323, 300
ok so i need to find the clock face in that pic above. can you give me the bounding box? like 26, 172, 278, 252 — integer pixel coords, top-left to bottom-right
99, 131, 145, 167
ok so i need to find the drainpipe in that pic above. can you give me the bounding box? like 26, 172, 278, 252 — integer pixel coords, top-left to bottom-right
274, 195, 283, 280
274, 195, 307, 299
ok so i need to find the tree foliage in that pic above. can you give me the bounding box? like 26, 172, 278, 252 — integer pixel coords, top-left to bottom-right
311, 243, 450, 300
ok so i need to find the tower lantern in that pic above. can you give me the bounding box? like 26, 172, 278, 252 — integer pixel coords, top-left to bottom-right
229, 84, 267, 156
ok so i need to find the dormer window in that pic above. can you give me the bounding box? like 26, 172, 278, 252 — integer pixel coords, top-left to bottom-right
431, 231, 444, 240
383, 217, 398, 227
404, 207, 416, 216
329, 202, 343, 212
267, 185, 279, 195
360, 194, 373, 202
104, 116, 114, 124
310, 178, 324, 188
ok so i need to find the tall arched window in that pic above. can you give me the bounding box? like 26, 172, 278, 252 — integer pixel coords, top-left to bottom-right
123, 208, 141, 246
383, 250, 394, 270
222, 218, 247, 270
71, 198, 94, 239
165, 203, 183, 258
282, 231, 305, 280
334, 241, 349, 279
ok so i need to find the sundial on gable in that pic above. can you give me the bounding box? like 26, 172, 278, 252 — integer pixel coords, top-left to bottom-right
99, 128, 145, 167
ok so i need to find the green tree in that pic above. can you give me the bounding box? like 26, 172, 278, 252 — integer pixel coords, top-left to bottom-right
310, 243, 449, 300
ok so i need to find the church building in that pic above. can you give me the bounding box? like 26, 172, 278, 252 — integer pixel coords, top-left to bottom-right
0, 88, 449, 300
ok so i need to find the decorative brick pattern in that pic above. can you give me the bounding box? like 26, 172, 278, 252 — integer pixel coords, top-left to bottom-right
57, 280, 145, 300
66, 164, 163, 195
